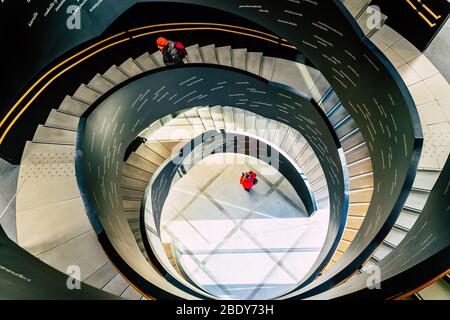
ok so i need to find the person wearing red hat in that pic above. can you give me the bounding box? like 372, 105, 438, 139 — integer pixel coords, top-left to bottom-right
156, 37, 186, 66
240, 170, 258, 192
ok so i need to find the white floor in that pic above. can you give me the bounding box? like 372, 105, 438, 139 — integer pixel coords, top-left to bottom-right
159, 154, 329, 300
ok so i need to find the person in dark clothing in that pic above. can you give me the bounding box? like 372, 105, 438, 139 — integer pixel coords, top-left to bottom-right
156, 37, 185, 66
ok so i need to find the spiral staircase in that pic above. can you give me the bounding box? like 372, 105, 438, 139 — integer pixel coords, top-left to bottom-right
0, 0, 449, 300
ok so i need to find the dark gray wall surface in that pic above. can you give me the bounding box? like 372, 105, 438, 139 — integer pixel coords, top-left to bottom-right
0, 227, 120, 300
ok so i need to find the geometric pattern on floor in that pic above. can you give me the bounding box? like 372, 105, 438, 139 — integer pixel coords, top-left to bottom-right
159, 154, 329, 299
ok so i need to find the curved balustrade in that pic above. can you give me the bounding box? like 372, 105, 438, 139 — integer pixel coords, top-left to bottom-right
311, 155, 450, 299
77, 64, 347, 299
141, 129, 318, 297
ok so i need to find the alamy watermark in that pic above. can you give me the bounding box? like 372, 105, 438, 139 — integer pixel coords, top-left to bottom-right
365, 264, 381, 290
66, 265, 81, 290
66, 5, 81, 30
365, 5, 383, 31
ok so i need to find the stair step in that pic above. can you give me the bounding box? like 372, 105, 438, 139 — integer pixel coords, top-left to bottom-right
287, 136, 308, 160
416, 278, 450, 300
314, 187, 329, 201
373, 243, 392, 261
215, 46, 232, 66
122, 187, 146, 200
45, 109, 79, 131
103, 273, 130, 296
83, 262, 117, 289
136, 144, 165, 166
263, 119, 278, 141
222, 106, 236, 130
260, 56, 277, 79
199, 44, 218, 64
33, 125, 77, 145
302, 157, 320, 176
341, 129, 365, 151
272, 122, 289, 147
153, 126, 201, 141
296, 147, 315, 167
186, 44, 203, 63
404, 190, 429, 212
346, 216, 365, 230
103, 65, 129, 85
58, 96, 90, 117
234, 108, 245, 131
87, 74, 115, 94
231, 48, 247, 70
320, 91, 340, 114
318, 88, 333, 106
348, 203, 369, 217
122, 163, 153, 181
348, 157, 372, 177
413, 170, 440, 191
126, 153, 158, 174
196, 107, 215, 130
121, 175, 148, 191
307, 166, 324, 183
72, 84, 101, 105
123, 200, 142, 211
271, 58, 321, 94
145, 140, 172, 159
121, 285, 143, 300
337, 239, 352, 252
349, 172, 374, 189
119, 58, 144, 78
349, 187, 373, 203
311, 176, 327, 192
151, 51, 165, 67
135, 52, 159, 71
280, 128, 299, 152
244, 111, 257, 135
344, 142, 370, 164
210, 106, 225, 129
20, 141, 75, 165
395, 209, 419, 231
16, 197, 91, 256
255, 115, 268, 138
384, 227, 408, 247
246, 52, 263, 75
343, 228, 358, 242
308, 77, 331, 103
342, 0, 371, 19
328, 103, 348, 126
336, 118, 358, 139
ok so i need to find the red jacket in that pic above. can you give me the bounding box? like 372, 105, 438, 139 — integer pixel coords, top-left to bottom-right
240, 171, 257, 189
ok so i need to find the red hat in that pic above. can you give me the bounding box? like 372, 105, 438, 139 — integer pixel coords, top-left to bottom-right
156, 37, 169, 47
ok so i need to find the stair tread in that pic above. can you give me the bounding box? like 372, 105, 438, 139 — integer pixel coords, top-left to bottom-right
119, 58, 144, 77
135, 52, 159, 71
103, 65, 129, 85
45, 109, 80, 131
58, 96, 90, 117
33, 125, 77, 145
215, 46, 232, 66
199, 44, 218, 64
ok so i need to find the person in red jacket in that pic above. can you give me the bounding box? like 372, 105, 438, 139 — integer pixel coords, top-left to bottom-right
240, 170, 258, 192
